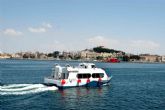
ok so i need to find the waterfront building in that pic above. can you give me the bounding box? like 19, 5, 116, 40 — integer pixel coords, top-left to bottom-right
11, 53, 22, 58
61, 51, 73, 59
161, 56, 165, 62
80, 49, 99, 60
100, 52, 112, 58
0, 53, 11, 59
39, 54, 47, 59
140, 54, 159, 62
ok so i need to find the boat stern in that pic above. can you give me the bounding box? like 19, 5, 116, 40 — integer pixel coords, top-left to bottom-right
44, 77, 61, 86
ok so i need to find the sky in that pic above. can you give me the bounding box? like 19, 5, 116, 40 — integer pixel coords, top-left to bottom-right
0, 0, 165, 55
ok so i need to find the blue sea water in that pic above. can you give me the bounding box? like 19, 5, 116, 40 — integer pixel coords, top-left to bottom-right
0, 59, 165, 110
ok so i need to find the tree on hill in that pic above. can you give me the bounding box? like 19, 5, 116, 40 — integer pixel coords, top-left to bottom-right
93, 46, 123, 53
53, 51, 60, 58
47, 51, 60, 58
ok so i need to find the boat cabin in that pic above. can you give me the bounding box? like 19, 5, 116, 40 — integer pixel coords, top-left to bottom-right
52, 63, 105, 80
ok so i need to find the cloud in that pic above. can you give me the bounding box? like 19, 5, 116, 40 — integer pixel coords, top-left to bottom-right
87, 36, 160, 54
2, 28, 23, 36
128, 40, 160, 54
28, 22, 52, 33
88, 36, 120, 48
28, 27, 46, 33
42, 23, 52, 28
40, 40, 85, 53
40, 41, 67, 53
130, 40, 159, 49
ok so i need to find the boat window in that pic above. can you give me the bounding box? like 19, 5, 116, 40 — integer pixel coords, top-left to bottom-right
92, 73, 104, 78
61, 73, 69, 79
77, 74, 83, 79
77, 74, 91, 79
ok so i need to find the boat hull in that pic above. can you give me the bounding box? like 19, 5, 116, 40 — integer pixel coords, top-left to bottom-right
44, 77, 112, 89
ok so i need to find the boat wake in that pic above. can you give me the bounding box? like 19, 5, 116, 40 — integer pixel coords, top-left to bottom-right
0, 84, 58, 95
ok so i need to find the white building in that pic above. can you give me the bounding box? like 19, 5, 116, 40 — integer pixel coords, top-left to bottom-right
80, 49, 99, 59
162, 56, 165, 62
11, 53, 22, 58
0, 53, 11, 59
100, 52, 112, 58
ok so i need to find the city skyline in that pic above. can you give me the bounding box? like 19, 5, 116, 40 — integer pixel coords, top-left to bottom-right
0, 0, 165, 55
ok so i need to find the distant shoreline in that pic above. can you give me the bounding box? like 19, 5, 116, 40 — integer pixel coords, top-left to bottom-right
1, 58, 165, 64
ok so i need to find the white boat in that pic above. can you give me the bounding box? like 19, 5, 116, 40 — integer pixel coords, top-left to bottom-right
44, 63, 112, 89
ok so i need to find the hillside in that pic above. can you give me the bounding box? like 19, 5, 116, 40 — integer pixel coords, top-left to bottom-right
93, 46, 125, 54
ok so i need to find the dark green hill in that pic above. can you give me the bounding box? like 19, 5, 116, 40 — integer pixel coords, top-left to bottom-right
93, 46, 125, 54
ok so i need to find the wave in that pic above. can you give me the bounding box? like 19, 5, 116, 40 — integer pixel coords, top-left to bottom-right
0, 84, 58, 95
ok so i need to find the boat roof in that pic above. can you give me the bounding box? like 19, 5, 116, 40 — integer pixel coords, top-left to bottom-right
54, 63, 105, 73
78, 63, 96, 69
